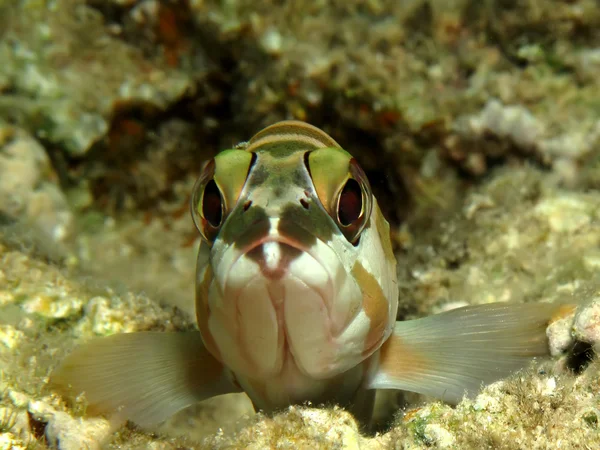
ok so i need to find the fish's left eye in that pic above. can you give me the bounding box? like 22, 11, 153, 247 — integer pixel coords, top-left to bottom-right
306, 149, 373, 245
338, 179, 362, 226
334, 159, 372, 244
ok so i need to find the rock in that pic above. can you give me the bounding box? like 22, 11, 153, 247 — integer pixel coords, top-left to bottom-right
535, 195, 596, 233
29, 400, 113, 450
0, 432, 27, 450
0, 325, 24, 350
0, 123, 73, 241
0, 407, 31, 445
465, 99, 545, 150
21, 293, 83, 320
547, 314, 576, 357
0, 1, 599, 448
573, 298, 600, 345
0, 2, 191, 156
424, 423, 456, 448
204, 406, 387, 449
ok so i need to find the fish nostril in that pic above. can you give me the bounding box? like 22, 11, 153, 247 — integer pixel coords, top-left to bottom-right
243, 200, 252, 211
300, 198, 309, 209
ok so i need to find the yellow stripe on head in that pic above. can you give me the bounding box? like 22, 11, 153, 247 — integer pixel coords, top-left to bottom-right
245, 120, 341, 153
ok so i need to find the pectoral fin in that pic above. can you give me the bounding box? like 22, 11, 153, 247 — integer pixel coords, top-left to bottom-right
51, 331, 240, 427
367, 302, 575, 403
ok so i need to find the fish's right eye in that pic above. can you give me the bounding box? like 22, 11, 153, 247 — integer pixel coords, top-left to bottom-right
202, 180, 223, 227
191, 159, 223, 242
191, 150, 256, 243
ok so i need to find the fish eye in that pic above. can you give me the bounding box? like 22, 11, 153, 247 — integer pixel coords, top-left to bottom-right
202, 180, 223, 227
306, 147, 373, 245
191, 159, 223, 242
335, 159, 372, 244
191, 150, 256, 243
337, 179, 362, 226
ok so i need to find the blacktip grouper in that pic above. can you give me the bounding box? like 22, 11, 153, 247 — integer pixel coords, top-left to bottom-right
52, 121, 573, 427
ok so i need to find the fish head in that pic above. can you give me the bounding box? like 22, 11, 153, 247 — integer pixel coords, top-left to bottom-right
191, 121, 398, 381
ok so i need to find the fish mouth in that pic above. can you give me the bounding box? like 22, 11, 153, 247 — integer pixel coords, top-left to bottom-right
226, 226, 334, 307
214, 215, 333, 290
245, 240, 303, 280
235, 216, 319, 260
209, 214, 376, 381
209, 218, 352, 378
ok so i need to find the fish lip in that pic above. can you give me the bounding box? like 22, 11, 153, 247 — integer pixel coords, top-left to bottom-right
232, 216, 323, 264
240, 234, 310, 256
215, 218, 338, 320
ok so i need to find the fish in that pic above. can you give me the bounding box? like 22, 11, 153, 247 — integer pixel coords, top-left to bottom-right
51, 120, 575, 428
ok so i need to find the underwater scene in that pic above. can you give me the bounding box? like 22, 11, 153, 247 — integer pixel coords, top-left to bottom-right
1, 0, 600, 448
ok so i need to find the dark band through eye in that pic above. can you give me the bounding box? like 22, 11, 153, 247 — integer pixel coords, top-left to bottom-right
203, 180, 223, 227
338, 179, 362, 226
